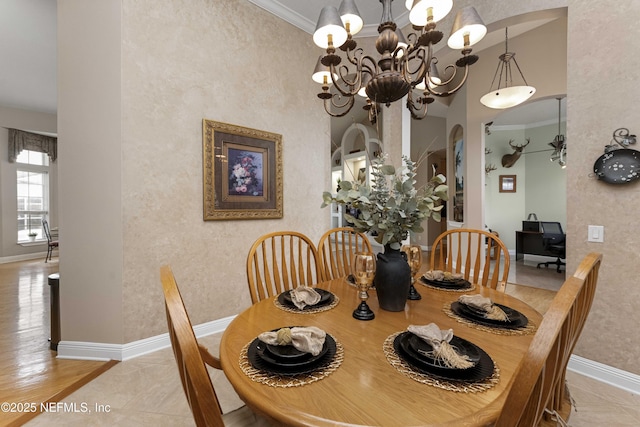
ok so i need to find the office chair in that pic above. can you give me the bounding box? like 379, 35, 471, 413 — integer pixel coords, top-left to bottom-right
537, 222, 566, 273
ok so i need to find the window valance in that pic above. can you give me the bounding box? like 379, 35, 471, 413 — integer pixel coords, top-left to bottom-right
8, 128, 57, 163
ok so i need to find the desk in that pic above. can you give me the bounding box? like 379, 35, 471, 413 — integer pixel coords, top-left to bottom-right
220, 279, 542, 426
515, 230, 557, 260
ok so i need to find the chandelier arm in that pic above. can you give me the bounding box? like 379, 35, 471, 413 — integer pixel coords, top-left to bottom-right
425, 64, 471, 97
328, 62, 361, 97
403, 46, 428, 86
406, 90, 429, 120
323, 94, 356, 118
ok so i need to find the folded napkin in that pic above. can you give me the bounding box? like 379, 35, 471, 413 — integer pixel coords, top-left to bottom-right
458, 294, 508, 321
289, 286, 321, 310
422, 270, 464, 282
258, 326, 326, 356
408, 323, 474, 369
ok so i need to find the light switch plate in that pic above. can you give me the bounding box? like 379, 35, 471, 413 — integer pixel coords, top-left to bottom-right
588, 225, 604, 243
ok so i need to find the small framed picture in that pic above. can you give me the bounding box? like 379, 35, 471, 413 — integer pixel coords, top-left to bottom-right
499, 175, 517, 193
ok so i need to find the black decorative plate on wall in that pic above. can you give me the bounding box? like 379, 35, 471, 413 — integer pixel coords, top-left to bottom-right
593, 148, 640, 184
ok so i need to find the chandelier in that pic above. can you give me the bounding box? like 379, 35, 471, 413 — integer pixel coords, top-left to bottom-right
480, 27, 535, 109
311, 0, 487, 123
549, 97, 566, 168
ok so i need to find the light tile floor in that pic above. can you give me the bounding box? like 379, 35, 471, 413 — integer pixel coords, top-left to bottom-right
26, 331, 640, 426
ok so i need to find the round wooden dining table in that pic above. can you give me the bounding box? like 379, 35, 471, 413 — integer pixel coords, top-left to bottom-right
220, 278, 543, 426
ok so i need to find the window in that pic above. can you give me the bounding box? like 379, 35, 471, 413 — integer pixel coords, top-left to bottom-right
16, 150, 49, 242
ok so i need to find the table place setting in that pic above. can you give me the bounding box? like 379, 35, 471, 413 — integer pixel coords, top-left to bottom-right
273, 285, 339, 314
444, 294, 537, 335
384, 323, 499, 393
240, 326, 344, 388
420, 270, 476, 292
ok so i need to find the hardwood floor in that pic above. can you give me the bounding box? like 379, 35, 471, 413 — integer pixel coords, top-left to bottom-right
0, 258, 115, 427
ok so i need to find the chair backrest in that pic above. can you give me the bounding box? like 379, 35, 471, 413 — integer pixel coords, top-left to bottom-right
540, 221, 564, 236
42, 219, 53, 242
160, 265, 225, 427
429, 228, 510, 292
495, 252, 602, 427
540, 221, 566, 251
317, 227, 373, 281
246, 231, 322, 304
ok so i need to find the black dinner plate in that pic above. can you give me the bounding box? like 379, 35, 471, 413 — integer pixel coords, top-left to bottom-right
451, 302, 528, 329
278, 288, 334, 310
420, 276, 472, 290
264, 342, 313, 363
248, 334, 336, 376
405, 333, 481, 370
393, 332, 494, 382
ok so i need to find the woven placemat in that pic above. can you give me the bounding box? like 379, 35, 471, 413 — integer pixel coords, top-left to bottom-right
383, 332, 499, 393
443, 303, 537, 336
239, 338, 344, 388
274, 293, 340, 314
417, 279, 476, 293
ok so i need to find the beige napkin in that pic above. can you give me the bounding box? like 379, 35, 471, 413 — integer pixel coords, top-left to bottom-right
422, 270, 464, 282
258, 326, 326, 356
408, 323, 474, 369
458, 294, 508, 321
289, 286, 321, 310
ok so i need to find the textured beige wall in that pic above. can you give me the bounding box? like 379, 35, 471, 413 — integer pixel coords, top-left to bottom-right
120, 0, 329, 341
566, 0, 640, 373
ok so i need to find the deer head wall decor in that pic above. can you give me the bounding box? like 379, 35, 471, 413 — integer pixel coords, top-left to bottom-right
501, 138, 530, 168
485, 164, 497, 175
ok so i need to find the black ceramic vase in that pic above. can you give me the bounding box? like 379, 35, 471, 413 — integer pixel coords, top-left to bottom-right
374, 244, 411, 312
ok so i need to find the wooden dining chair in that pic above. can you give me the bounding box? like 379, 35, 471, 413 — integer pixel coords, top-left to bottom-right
160, 265, 269, 427
495, 252, 602, 427
246, 231, 322, 304
430, 228, 511, 291
317, 227, 373, 281
42, 219, 59, 263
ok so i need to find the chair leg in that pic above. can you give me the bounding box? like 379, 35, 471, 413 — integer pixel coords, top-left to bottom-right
537, 257, 565, 272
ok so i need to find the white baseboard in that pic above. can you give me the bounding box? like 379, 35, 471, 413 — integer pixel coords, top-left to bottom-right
57, 315, 235, 361
0, 251, 49, 264
568, 354, 640, 395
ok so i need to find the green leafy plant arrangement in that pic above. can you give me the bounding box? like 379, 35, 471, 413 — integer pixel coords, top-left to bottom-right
322, 154, 448, 249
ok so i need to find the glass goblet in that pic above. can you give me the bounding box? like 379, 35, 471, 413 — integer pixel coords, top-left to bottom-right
402, 244, 423, 300
352, 252, 375, 320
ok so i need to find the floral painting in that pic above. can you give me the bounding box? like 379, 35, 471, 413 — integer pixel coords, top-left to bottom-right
228, 149, 264, 196
202, 120, 282, 220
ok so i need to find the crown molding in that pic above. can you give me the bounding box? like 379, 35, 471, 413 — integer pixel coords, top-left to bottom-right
247, 0, 410, 38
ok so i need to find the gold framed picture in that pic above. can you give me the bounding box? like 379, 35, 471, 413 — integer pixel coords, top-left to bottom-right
499, 175, 517, 193
202, 120, 283, 220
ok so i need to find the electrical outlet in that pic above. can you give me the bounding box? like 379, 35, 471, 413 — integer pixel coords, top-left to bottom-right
588, 225, 604, 243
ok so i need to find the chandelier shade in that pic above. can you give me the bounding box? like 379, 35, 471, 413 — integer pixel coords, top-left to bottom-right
447, 6, 487, 49
313, 6, 348, 50
312, 0, 486, 122
338, 0, 363, 35
480, 27, 535, 110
